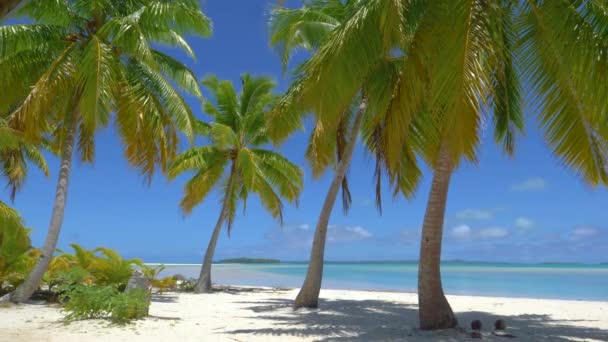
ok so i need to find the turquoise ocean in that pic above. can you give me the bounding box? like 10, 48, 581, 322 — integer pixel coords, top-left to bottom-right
157, 262, 608, 301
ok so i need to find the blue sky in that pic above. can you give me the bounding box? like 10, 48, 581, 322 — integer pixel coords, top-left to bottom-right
4, 0, 608, 264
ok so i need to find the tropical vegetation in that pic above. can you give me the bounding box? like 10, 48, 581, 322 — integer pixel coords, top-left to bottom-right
269, 0, 423, 309
0, 118, 48, 295
0, 0, 211, 303
1, 0, 607, 334
61, 284, 150, 324
1, 234, 166, 323
0, 204, 36, 295
168, 74, 304, 293
269, 0, 608, 329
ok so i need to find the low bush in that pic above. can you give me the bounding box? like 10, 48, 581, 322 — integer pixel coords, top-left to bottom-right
109, 288, 150, 323
176, 278, 197, 292
151, 276, 176, 294
0, 204, 37, 294
60, 284, 150, 323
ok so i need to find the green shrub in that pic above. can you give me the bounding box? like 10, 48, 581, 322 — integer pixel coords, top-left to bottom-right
61, 284, 150, 323
43, 253, 80, 291
176, 278, 197, 292
69, 244, 143, 288
110, 289, 150, 323
0, 203, 36, 293
61, 285, 116, 320
151, 276, 176, 294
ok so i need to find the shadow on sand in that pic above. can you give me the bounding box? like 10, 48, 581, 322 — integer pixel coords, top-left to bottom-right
225, 297, 608, 341
150, 294, 179, 303
213, 285, 291, 295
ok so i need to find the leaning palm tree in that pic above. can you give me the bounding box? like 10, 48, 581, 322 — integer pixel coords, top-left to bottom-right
0, 0, 211, 303
168, 74, 304, 293
269, 0, 423, 308
270, 0, 608, 329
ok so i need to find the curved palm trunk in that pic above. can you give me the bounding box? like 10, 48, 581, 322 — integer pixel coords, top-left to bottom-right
417, 146, 457, 330
194, 212, 225, 293
9, 116, 78, 303
194, 163, 237, 294
294, 99, 366, 309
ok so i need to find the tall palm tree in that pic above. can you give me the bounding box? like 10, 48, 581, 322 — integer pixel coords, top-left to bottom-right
270, 0, 608, 328
168, 74, 304, 293
269, 0, 423, 308
0, 0, 211, 303
397, 0, 607, 329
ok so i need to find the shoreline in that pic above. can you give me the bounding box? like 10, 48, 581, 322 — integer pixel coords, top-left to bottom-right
2, 285, 607, 341
207, 283, 608, 303
151, 263, 608, 302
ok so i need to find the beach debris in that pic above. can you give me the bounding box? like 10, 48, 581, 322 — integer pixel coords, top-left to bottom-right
495, 319, 506, 330
126, 270, 150, 291
471, 320, 482, 331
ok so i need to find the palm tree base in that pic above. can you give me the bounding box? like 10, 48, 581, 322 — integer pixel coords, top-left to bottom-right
193, 276, 213, 294
418, 293, 458, 330
0, 293, 12, 304
293, 286, 320, 309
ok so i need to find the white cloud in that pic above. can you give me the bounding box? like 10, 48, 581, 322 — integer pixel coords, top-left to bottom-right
451, 225, 472, 239
456, 208, 496, 220
515, 217, 534, 229
346, 226, 372, 238
573, 226, 597, 238
298, 224, 310, 230
479, 227, 509, 239
511, 178, 547, 192
327, 225, 372, 242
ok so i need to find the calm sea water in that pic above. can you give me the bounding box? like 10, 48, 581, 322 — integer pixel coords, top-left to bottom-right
156, 262, 608, 301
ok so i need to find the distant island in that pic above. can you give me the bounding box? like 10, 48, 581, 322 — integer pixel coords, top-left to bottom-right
217, 258, 281, 264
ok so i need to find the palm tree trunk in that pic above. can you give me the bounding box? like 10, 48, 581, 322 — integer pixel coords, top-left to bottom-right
9, 115, 78, 303
194, 211, 225, 293
0, 0, 26, 22
294, 98, 367, 308
417, 145, 458, 330
194, 162, 237, 294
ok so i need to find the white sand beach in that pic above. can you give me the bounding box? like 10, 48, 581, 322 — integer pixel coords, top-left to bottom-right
1, 287, 606, 342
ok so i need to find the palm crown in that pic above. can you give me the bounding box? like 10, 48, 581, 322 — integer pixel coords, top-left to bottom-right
169, 74, 304, 234
271, 0, 608, 184
0, 0, 211, 178
269, 0, 423, 213
267, 0, 608, 317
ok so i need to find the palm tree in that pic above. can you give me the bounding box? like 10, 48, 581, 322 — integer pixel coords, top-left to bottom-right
398, 1, 607, 329
271, 0, 608, 328
269, 0, 422, 308
168, 74, 304, 293
0, 0, 212, 303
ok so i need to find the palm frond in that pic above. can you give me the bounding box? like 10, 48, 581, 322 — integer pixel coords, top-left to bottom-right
153, 50, 202, 98
139, 0, 212, 37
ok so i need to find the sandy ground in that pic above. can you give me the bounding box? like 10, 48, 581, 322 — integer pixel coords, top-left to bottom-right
1, 287, 607, 342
